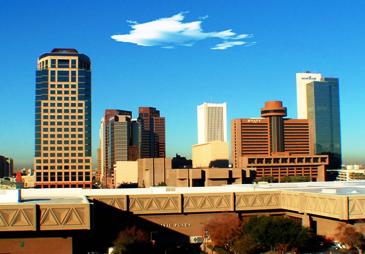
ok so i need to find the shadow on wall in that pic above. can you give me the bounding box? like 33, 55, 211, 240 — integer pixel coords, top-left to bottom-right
74, 200, 191, 253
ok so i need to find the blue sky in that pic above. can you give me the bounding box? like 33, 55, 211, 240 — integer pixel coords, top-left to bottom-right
0, 0, 364, 168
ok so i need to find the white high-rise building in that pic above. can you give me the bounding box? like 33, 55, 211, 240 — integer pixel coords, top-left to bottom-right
296, 72, 322, 119
197, 102, 227, 144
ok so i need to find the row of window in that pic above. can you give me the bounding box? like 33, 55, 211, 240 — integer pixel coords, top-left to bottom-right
50, 71, 77, 82
42, 127, 83, 132
37, 177, 91, 182
38, 144, 82, 149
43, 109, 83, 114
48, 96, 78, 101
39, 59, 77, 70
36, 173, 91, 182
41, 152, 84, 157
39, 157, 86, 162
35, 163, 90, 169
41, 121, 84, 126
43, 115, 83, 120
43, 133, 83, 138
35, 158, 91, 164
50, 84, 77, 89
43, 102, 83, 107
50, 90, 77, 95
51, 59, 77, 69
40, 139, 84, 145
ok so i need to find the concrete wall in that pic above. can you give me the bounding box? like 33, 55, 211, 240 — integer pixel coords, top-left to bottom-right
0, 237, 72, 254
141, 212, 238, 238
114, 161, 138, 187
22, 175, 35, 188
138, 158, 171, 187
192, 141, 229, 168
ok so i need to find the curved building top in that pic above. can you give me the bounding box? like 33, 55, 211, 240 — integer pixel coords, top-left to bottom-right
261, 101, 287, 117
51, 48, 79, 54
38, 48, 90, 62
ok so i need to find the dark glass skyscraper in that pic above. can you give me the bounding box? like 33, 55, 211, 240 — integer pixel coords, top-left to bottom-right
34, 48, 92, 188
306, 78, 342, 169
138, 107, 165, 158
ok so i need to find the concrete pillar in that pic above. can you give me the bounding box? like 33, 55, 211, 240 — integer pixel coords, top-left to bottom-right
302, 213, 311, 228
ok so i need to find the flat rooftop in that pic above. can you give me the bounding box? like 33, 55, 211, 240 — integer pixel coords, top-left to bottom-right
20, 181, 365, 196
2, 181, 365, 204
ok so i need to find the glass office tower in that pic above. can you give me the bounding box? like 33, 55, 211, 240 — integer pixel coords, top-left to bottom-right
306, 78, 342, 169
34, 48, 92, 188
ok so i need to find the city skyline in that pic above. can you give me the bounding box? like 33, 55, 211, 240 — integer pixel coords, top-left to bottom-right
1, 1, 365, 168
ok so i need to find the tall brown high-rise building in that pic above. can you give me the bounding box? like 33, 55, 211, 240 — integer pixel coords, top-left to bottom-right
34, 49, 92, 188
138, 107, 165, 158
232, 101, 328, 182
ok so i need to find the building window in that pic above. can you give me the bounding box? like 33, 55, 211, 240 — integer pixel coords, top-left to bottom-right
58, 59, 69, 68
64, 172, 70, 181
50, 71, 55, 82
57, 71, 69, 82
71, 71, 76, 82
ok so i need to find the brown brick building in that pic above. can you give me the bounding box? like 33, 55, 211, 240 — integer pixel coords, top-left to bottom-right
232, 101, 328, 182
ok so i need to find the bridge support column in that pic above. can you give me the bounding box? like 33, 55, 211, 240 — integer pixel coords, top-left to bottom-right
302, 213, 311, 228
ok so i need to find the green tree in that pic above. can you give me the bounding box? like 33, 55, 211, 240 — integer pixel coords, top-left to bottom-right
239, 216, 311, 253
255, 176, 275, 183
281, 176, 310, 183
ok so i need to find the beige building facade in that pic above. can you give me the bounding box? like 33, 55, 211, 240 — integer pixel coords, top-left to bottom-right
137, 158, 243, 188
138, 158, 172, 187
192, 141, 229, 168
114, 161, 138, 187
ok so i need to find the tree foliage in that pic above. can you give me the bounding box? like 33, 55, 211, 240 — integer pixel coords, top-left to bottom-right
255, 176, 276, 183
206, 214, 240, 251
242, 216, 311, 252
206, 216, 313, 254
112, 226, 150, 254
280, 176, 310, 183
334, 223, 365, 253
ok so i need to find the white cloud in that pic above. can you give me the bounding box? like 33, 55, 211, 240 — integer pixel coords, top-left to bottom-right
211, 41, 246, 50
111, 12, 253, 50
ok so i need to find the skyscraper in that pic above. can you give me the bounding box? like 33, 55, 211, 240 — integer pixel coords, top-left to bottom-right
306, 78, 342, 168
231, 101, 328, 182
197, 102, 227, 144
34, 48, 92, 188
296, 72, 342, 169
296, 72, 322, 119
0, 155, 13, 178
138, 107, 165, 158
98, 109, 132, 187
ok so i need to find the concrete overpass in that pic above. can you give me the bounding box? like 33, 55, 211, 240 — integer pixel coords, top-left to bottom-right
1, 181, 365, 253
